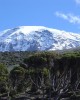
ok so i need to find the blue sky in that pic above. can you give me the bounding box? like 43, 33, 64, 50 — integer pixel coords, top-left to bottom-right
0, 0, 80, 33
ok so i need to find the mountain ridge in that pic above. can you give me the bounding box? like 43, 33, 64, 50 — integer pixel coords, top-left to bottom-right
0, 26, 80, 52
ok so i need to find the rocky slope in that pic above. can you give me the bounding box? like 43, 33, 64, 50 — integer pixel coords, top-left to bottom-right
0, 26, 80, 51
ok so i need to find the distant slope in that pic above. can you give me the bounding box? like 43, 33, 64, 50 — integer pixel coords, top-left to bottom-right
0, 26, 80, 51
0, 51, 34, 67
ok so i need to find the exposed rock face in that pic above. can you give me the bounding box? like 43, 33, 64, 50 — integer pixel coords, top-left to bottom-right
0, 26, 80, 51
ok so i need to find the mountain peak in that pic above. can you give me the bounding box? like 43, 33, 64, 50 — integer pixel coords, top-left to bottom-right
0, 26, 80, 52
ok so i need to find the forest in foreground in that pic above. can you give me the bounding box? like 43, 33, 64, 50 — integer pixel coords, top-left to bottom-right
0, 51, 80, 100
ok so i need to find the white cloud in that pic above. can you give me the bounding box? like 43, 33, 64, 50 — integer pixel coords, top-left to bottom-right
55, 12, 80, 24
75, 0, 80, 4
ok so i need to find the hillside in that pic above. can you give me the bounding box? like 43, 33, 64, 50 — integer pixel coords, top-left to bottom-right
0, 51, 80, 100
0, 26, 80, 51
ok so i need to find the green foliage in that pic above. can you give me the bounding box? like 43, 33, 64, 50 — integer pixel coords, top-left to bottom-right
23, 51, 60, 69
10, 66, 25, 79
24, 55, 47, 68
62, 51, 80, 59
42, 68, 49, 77
0, 63, 8, 76
1, 51, 80, 99
0, 64, 8, 94
10, 66, 25, 90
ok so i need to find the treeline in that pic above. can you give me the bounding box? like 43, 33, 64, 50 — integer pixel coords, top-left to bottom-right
0, 51, 80, 100
0, 51, 35, 66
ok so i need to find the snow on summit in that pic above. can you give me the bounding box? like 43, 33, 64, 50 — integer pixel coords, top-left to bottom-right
0, 26, 80, 52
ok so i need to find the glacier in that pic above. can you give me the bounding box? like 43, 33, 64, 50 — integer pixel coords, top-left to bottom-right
0, 26, 80, 51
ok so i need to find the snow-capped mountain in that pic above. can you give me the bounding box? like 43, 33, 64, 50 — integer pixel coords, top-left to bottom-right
0, 26, 80, 52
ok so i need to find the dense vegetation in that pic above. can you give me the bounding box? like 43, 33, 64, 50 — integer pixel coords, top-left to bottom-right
0, 51, 35, 67
0, 51, 80, 100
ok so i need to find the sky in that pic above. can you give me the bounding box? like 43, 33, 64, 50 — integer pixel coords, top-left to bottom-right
0, 0, 80, 33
